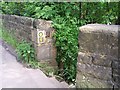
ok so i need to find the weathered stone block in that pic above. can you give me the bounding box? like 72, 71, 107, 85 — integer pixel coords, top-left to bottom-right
79, 33, 118, 56
10, 15, 20, 24
110, 47, 118, 58
78, 52, 92, 64
79, 33, 98, 53
112, 60, 120, 69
79, 24, 118, 56
31, 28, 37, 43
76, 71, 113, 88
16, 23, 33, 34
2, 14, 10, 21
36, 45, 51, 60
91, 53, 113, 67
113, 83, 120, 88
18, 16, 33, 26
77, 62, 112, 80
78, 52, 113, 67
11, 23, 21, 30
113, 69, 120, 75
33, 19, 52, 30
113, 74, 120, 85
13, 25, 32, 42
8, 15, 33, 27
50, 45, 56, 59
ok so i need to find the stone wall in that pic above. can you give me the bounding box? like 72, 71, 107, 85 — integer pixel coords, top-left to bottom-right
2, 15, 120, 88
76, 24, 120, 88
2, 14, 56, 66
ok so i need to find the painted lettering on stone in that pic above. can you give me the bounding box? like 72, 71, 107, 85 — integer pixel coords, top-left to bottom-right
37, 30, 46, 45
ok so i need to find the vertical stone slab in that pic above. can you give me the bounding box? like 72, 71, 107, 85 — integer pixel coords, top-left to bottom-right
32, 19, 57, 66
76, 24, 119, 88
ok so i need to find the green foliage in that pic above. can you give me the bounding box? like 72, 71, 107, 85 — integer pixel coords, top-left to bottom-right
52, 16, 79, 83
1, 2, 25, 15
16, 41, 35, 63
16, 41, 56, 77
23, 3, 36, 17
34, 5, 55, 19
1, 27, 35, 63
0, 27, 18, 48
80, 2, 118, 25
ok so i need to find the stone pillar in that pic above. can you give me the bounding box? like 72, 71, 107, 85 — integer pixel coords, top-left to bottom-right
32, 19, 57, 66
76, 24, 120, 88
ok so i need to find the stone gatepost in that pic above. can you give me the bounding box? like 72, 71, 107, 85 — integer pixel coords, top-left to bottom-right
76, 24, 120, 88
31, 19, 56, 66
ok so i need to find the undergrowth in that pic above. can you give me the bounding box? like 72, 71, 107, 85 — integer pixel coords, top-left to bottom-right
0, 27, 18, 48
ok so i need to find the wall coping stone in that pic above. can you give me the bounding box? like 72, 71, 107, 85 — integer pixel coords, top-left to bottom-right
79, 24, 119, 36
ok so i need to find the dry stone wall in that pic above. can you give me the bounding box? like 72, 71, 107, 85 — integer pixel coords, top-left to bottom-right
2, 14, 56, 66
76, 24, 120, 88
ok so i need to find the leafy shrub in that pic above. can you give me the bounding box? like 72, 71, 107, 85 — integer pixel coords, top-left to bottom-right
34, 5, 55, 19
52, 16, 79, 83
16, 41, 35, 63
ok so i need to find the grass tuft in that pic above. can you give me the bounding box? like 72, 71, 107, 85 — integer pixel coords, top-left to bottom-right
0, 26, 18, 48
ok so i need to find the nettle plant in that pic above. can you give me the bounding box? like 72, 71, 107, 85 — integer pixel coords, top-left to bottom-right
16, 41, 35, 63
